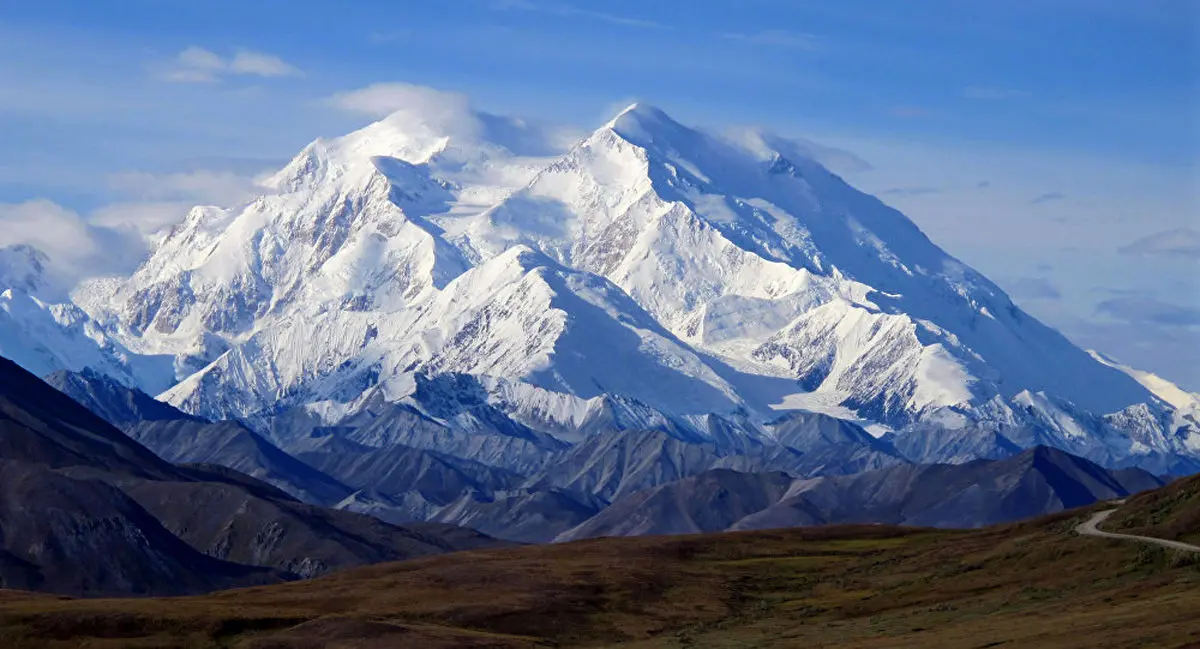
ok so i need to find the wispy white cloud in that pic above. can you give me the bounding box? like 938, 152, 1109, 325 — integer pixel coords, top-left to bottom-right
0, 200, 147, 296
0, 163, 268, 296
162, 47, 303, 84
725, 127, 874, 175
228, 51, 302, 77
97, 167, 267, 239
491, 0, 670, 30
89, 201, 199, 240
177, 46, 225, 70
327, 82, 577, 156
0, 200, 106, 263
327, 82, 472, 119
326, 82, 481, 144
106, 169, 260, 205
163, 52, 223, 84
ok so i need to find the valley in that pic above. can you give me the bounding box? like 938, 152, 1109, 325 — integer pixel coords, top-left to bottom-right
0, 486, 1198, 648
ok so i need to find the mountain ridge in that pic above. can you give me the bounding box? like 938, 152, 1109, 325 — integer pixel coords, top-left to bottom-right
0, 355, 501, 596
39, 365, 1174, 547
2, 101, 1193, 474
555, 445, 1163, 541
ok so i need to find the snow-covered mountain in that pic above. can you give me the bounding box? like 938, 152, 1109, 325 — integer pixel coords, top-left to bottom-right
0, 245, 48, 295
10, 102, 1197, 473
1089, 349, 1200, 421
0, 287, 173, 392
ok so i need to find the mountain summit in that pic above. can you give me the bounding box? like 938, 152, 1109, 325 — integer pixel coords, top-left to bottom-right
20, 102, 1197, 473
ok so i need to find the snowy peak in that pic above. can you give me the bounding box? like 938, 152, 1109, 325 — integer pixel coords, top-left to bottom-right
606, 102, 686, 142
267, 97, 572, 194
272, 101, 488, 190
1089, 350, 1200, 417
156, 236, 744, 422
40, 98, 1191, 475
0, 244, 49, 295
609, 101, 661, 122
0, 288, 173, 392
466, 104, 1153, 419
265, 121, 447, 193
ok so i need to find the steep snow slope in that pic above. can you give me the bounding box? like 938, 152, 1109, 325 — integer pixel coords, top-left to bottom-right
0, 288, 172, 392
157, 245, 745, 420
0, 245, 172, 392
1090, 350, 1200, 420
77, 109, 556, 375
449, 104, 1152, 423
51, 101, 1197, 472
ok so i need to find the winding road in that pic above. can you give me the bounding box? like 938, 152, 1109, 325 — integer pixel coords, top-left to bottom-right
1075, 509, 1200, 553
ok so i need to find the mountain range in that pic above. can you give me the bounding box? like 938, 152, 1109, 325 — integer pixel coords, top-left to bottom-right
1, 102, 1193, 479
47, 365, 1164, 545
1, 102, 1198, 583
556, 446, 1162, 540
0, 356, 498, 596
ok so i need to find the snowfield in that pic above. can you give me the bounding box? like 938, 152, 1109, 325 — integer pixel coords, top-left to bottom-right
2, 101, 1196, 474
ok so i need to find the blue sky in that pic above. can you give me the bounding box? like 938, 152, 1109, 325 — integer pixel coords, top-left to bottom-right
0, 0, 1197, 388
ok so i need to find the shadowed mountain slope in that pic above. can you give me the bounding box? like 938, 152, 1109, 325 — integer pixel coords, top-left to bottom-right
557, 446, 1162, 541
0, 357, 502, 596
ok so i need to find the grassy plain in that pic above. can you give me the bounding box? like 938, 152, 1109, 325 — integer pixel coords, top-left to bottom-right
1, 500, 1198, 648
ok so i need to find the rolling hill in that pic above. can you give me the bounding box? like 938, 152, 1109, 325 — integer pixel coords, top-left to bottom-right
0, 487, 1195, 648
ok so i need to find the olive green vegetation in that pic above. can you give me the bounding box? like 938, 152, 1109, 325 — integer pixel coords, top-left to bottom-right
1, 498, 1198, 649
1110, 473, 1200, 546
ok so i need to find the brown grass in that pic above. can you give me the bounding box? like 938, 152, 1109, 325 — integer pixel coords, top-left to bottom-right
1, 507, 1198, 648
1109, 473, 1200, 545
